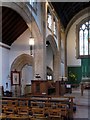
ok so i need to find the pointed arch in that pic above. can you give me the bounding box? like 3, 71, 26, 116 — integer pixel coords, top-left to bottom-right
11, 54, 34, 71
46, 35, 58, 55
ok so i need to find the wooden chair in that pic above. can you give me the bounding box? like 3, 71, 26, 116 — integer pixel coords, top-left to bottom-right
32, 107, 46, 119
6, 114, 32, 120
2, 100, 16, 117
18, 100, 28, 107
48, 108, 61, 119
2, 100, 8, 107
57, 103, 69, 119
18, 106, 29, 116
44, 102, 52, 108
44, 102, 52, 117
17, 101, 28, 117
0, 100, 2, 113
0, 102, 7, 119
31, 101, 41, 108
0, 113, 7, 119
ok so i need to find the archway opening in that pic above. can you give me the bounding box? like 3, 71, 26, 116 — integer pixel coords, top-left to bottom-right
11, 54, 34, 96
21, 65, 33, 95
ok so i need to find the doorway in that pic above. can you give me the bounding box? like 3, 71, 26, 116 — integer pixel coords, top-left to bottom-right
21, 65, 33, 95
11, 54, 34, 96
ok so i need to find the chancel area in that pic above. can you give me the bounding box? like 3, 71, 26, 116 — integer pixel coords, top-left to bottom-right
0, 1, 90, 120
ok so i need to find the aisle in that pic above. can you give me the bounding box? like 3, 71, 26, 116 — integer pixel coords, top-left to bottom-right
64, 87, 90, 119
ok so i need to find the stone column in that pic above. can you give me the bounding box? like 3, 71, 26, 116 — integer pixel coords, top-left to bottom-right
53, 51, 61, 81
53, 19, 61, 81
33, 20, 46, 80
33, 3, 46, 80
34, 37, 46, 80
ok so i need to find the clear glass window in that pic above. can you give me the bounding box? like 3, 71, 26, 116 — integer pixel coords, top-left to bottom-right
53, 17, 57, 36
47, 9, 52, 29
29, 0, 37, 11
78, 19, 90, 58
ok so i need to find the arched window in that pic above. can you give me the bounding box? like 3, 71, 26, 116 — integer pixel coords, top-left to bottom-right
77, 17, 90, 58
29, 0, 37, 12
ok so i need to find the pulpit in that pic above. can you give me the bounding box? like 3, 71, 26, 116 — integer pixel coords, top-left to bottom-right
31, 80, 47, 95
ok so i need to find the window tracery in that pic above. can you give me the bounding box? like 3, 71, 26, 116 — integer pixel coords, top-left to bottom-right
77, 17, 90, 58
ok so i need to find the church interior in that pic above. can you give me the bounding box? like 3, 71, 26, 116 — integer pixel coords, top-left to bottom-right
0, 1, 90, 119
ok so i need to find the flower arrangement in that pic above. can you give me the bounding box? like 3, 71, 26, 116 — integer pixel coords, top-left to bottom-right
68, 71, 77, 84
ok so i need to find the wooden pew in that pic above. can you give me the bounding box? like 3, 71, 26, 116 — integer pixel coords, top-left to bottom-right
2, 96, 75, 119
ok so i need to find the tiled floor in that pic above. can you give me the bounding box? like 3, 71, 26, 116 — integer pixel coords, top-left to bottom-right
64, 87, 90, 119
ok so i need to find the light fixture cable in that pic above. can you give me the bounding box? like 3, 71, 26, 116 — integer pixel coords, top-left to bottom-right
29, 2, 34, 55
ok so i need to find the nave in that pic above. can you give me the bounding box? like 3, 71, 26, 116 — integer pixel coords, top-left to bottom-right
0, 1, 90, 120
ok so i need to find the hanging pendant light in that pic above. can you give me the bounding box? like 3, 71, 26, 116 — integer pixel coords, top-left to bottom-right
29, 2, 34, 55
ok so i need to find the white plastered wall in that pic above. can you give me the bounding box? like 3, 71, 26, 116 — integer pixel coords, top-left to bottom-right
67, 13, 89, 66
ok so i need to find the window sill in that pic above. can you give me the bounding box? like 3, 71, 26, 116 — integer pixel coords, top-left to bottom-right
77, 55, 90, 59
